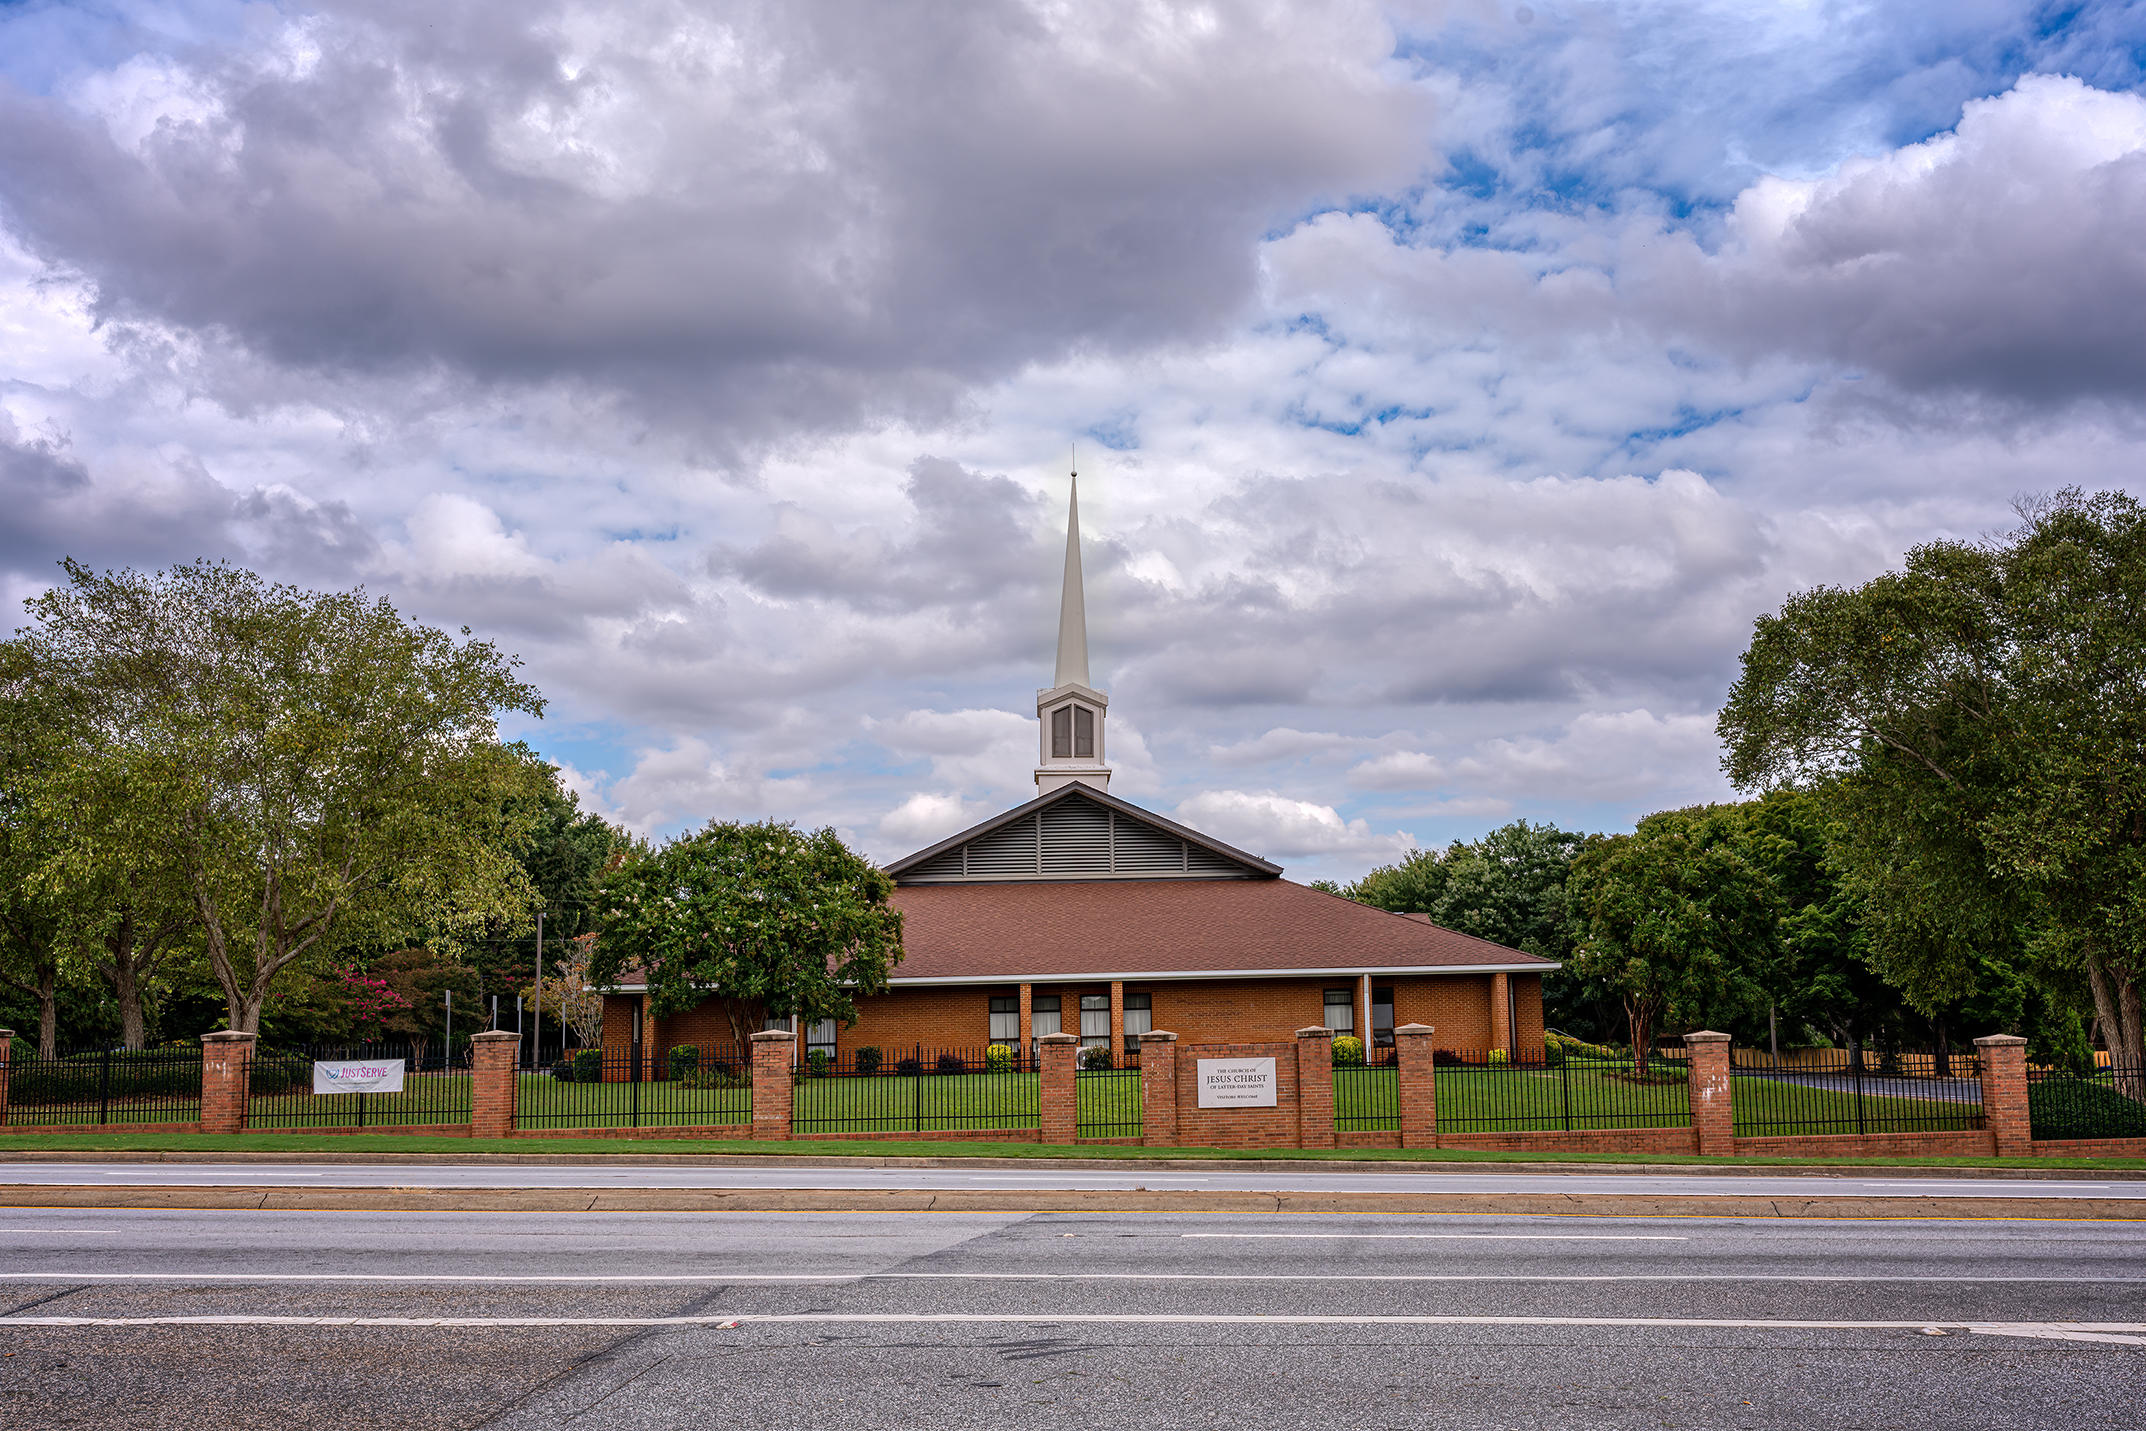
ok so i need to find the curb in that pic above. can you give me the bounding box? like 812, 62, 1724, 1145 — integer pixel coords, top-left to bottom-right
0, 1148, 2136, 1181
2, 1183, 2139, 1219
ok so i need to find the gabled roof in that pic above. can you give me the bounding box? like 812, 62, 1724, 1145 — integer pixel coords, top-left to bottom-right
883, 878, 1557, 982
885, 783, 1282, 884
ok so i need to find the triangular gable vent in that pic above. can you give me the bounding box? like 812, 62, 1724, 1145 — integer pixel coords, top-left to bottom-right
893, 788, 1274, 884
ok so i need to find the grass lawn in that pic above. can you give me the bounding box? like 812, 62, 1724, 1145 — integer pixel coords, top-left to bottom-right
4, 1127, 2141, 1170
1331, 1065, 1692, 1132
787, 1068, 1143, 1134
1729, 1072, 1982, 1137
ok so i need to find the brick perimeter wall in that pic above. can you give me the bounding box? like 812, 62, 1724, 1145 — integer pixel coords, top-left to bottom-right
1441, 1127, 1699, 1155
2030, 1137, 2146, 1158
1734, 1131, 1996, 1158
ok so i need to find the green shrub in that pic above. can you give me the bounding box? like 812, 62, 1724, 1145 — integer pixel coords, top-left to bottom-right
1541, 1036, 1564, 1067
984, 1043, 1016, 1073
806, 1048, 831, 1078
572, 1047, 605, 1084
855, 1046, 883, 1077
1331, 1035, 1365, 1067
1487, 1047, 1509, 1065
1079, 1045, 1115, 1071
3, 1048, 207, 1105
935, 1052, 968, 1075
668, 1045, 700, 1082
548, 1054, 577, 1083
681, 1066, 748, 1090
2029, 1077, 2146, 1140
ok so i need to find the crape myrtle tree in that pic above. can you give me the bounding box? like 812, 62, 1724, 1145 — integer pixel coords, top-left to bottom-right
1565, 807, 1776, 1073
590, 820, 904, 1050
1718, 490, 2146, 1096
13, 559, 551, 1034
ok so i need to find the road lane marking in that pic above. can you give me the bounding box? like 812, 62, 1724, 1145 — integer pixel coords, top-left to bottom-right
1180, 1233, 1687, 1241
0, 1310, 2140, 1346
0, 1270, 2136, 1284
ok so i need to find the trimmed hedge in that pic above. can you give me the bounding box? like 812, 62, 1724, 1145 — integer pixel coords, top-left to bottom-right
2029, 1078, 2146, 1141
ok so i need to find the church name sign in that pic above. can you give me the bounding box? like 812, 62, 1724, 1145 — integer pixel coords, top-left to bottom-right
1195, 1057, 1277, 1108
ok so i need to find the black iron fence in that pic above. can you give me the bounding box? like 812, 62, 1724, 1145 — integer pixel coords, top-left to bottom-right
2027, 1065, 2146, 1141
1730, 1047, 1983, 1137
792, 1044, 1041, 1134
1076, 1054, 1142, 1138
1435, 1050, 1692, 1133
517, 1043, 750, 1129
248, 1042, 472, 1128
1334, 1045, 1399, 1132
0, 1044, 203, 1126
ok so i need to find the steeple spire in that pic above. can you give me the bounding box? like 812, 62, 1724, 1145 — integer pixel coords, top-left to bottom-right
1054, 471, 1090, 690
1035, 462, 1110, 794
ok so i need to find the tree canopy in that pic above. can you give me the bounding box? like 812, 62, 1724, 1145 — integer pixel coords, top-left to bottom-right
9, 559, 551, 1034
590, 820, 904, 1047
1718, 489, 2146, 1079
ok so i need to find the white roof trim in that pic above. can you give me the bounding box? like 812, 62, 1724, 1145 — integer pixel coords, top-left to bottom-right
596, 962, 1555, 995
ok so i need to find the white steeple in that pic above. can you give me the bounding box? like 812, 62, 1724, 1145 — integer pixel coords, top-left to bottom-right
1054, 475, 1091, 690
1036, 467, 1111, 794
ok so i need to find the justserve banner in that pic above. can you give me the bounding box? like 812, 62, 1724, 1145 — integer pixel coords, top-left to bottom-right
312, 1058, 406, 1095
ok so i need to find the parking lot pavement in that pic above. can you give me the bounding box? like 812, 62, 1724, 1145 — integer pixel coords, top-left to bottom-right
3, 1208, 2144, 1429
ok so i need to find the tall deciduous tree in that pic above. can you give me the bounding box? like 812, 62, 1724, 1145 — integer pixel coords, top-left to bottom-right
1566, 808, 1776, 1071
15, 559, 550, 1034
590, 820, 904, 1049
1719, 490, 2146, 1087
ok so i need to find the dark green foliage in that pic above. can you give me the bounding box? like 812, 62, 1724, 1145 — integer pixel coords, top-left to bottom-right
935, 1052, 967, 1075
1, 1046, 201, 1105
895, 1056, 922, 1077
1331, 1035, 1365, 1067
855, 1046, 882, 1076
571, 1047, 603, 1083
806, 1048, 831, 1078
669, 1045, 699, 1082
1079, 1046, 1114, 1070
548, 1053, 577, 1083
2029, 1078, 2146, 1140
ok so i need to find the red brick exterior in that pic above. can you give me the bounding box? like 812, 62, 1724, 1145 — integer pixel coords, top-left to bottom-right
1295, 1026, 1335, 1150
1976, 1034, 2031, 1158
1140, 1032, 1180, 1146
1684, 1030, 1733, 1156
750, 1029, 795, 1139
1734, 1131, 1994, 1158
1171, 1041, 1302, 1149
1396, 1023, 1436, 1148
1039, 1034, 1078, 1143
1441, 1127, 1699, 1154
470, 1031, 520, 1139
200, 1031, 254, 1135
2030, 1136, 2146, 1158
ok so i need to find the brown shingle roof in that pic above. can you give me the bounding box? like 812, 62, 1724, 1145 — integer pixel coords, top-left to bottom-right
885, 878, 1555, 982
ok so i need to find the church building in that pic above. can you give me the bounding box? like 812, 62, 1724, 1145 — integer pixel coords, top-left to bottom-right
604, 478, 1554, 1066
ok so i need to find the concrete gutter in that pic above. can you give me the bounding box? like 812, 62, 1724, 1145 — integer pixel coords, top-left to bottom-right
0, 1148, 2137, 1181
2, 1183, 2140, 1220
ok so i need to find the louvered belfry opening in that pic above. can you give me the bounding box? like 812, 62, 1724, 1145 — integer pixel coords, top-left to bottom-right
898, 790, 1259, 883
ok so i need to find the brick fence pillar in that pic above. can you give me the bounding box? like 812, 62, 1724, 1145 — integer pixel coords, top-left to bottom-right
200, 1030, 256, 1135
1140, 1031, 1179, 1147
1039, 1033, 1078, 1144
750, 1029, 797, 1140
1975, 1033, 2030, 1157
1395, 1023, 1436, 1148
470, 1030, 520, 1139
0, 1029, 12, 1127
1684, 1030, 1733, 1156
1296, 1026, 1335, 1149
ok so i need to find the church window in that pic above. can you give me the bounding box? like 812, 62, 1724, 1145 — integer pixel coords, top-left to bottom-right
1079, 993, 1110, 1047
1031, 994, 1062, 1038
1051, 706, 1072, 758
988, 995, 1019, 1043
1074, 705, 1095, 758
1123, 992, 1152, 1052
806, 1018, 836, 1057
1323, 988, 1354, 1033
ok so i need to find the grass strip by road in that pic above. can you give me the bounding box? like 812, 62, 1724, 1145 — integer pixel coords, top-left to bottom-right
1, 1130, 2141, 1170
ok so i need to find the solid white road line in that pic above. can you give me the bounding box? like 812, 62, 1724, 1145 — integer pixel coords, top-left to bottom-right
1, 1310, 2141, 1346
1180, 1233, 1687, 1241
0, 1270, 2135, 1284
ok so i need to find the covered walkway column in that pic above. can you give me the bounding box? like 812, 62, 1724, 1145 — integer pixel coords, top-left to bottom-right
1019, 983, 1033, 1060
1490, 972, 1512, 1056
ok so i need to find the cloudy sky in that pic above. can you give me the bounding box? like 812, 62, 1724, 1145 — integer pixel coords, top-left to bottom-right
3, 1, 2144, 881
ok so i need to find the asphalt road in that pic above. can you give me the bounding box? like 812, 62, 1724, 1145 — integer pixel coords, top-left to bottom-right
2, 1159, 2141, 1199
1, 1206, 2142, 1429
